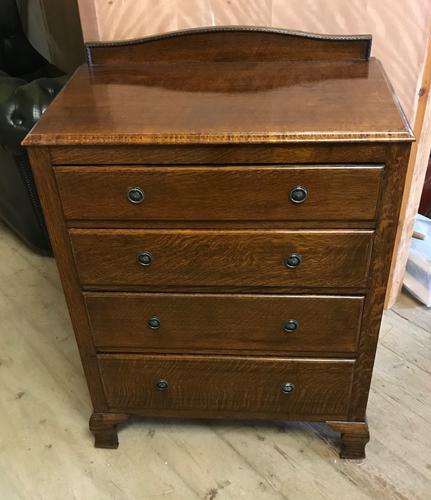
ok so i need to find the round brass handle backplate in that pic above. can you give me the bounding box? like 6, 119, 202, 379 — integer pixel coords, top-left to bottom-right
283, 319, 299, 333
137, 252, 152, 266
148, 316, 161, 329
156, 379, 168, 391
289, 186, 308, 204
281, 382, 295, 395
127, 186, 145, 204
285, 254, 302, 268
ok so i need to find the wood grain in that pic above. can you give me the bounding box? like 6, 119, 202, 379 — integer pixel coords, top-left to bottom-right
85, 292, 364, 354
23, 29, 412, 457
55, 165, 383, 222
26, 148, 107, 411
22, 58, 413, 147
86, 26, 371, 65
70, 229, 374, 289
326, 420, 370, 459
89, 412, 129, 449
349, 143, 412, 420
386, 33, 431, 307
49, 143, 388, 165
1, 220, 430, 497
76, 0, 431, 124
98, 354, 355, 420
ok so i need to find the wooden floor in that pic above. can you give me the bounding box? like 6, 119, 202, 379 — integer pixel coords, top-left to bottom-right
0, 222, 430, 500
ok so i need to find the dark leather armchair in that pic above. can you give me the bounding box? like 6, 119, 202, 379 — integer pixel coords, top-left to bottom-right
0, 0, 67, 253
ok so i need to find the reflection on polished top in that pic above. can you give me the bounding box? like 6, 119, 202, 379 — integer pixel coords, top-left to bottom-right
24, 30, 413, 146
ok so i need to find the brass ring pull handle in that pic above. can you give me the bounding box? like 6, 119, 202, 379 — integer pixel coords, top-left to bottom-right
289, 186, 308, 204
156, 379, 168, 391
137, 252, 152, 266
283, 319, 299, 333
147, 316, 161, 330
281, 382, 295, 395
127, 186, 145, 204
285, 253, 302, 268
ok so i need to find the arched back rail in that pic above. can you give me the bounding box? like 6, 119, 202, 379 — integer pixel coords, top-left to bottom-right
85, 26, 372, 66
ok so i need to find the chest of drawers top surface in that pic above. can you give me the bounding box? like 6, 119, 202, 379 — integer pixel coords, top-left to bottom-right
24, 27, 413, 458
23, 28, 412, 148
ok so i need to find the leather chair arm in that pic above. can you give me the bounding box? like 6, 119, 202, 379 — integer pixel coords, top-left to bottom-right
0, 72, 67, 153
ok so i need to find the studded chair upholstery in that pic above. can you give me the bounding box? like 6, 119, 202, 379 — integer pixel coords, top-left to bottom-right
0, 0, 67, 253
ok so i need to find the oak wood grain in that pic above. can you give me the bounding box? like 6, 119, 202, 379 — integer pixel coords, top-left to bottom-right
89, 412, 129, 449
349, 143, 412, 420
70, 229, 373, 289
67, 220, 377, 230
22, 28, 413, 457
49, 143, 388, 165
326, 420, 370, 459
55, 165, 383, 222
2, 218, 430, 493
5, 202, 431, 493
85, 292, 364, 354
22, 59, 413, 147
86, 26, 372, 65
98, 354, 355, 420
26, 147, 107, 411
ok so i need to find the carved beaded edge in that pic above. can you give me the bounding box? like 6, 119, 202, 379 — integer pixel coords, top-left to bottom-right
85, 25, 373, 65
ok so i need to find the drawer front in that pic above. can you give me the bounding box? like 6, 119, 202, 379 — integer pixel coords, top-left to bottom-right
55, 165, 383, 221
86, 293, 364, 353
70, 229, 373, 289
99, 355, 354, 419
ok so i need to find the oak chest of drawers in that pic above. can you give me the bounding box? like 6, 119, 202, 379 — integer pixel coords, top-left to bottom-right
24, 27, 414, 459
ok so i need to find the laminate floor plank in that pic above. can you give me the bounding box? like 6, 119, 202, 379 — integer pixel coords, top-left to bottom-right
391, 291, 431, 334
0, 222, 430, 500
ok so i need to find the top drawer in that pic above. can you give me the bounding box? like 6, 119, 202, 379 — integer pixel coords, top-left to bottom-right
55, 165, 383, 222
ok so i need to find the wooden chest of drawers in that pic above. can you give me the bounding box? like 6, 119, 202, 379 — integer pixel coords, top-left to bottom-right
24, 27, 413, 459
